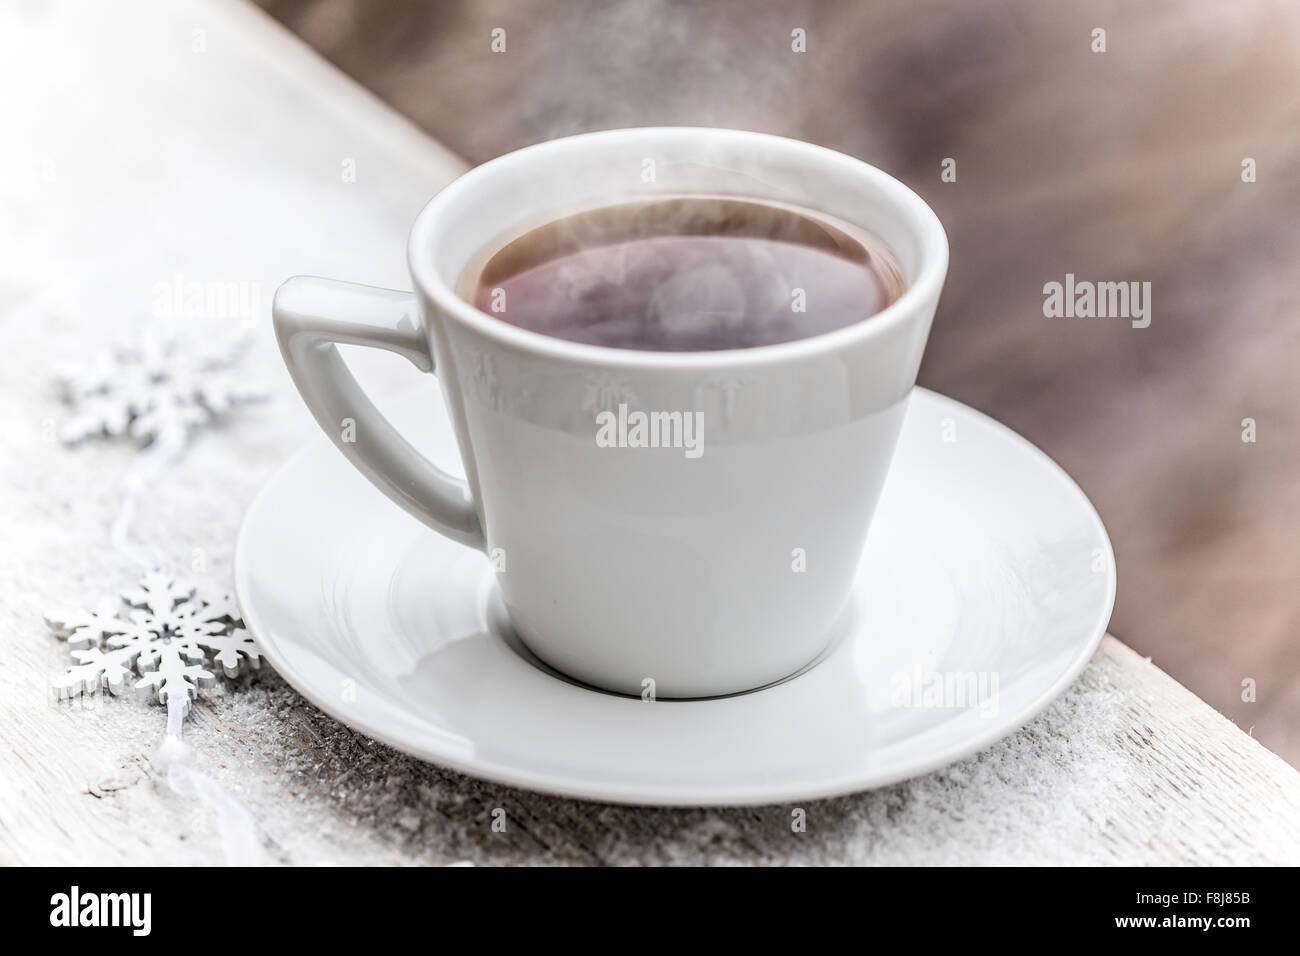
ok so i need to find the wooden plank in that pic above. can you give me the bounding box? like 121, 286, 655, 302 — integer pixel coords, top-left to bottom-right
9, 629, 1298, 865
1, 0, 1297, 865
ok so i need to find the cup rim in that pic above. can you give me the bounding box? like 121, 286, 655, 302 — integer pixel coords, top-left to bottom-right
408, 126, 948, 369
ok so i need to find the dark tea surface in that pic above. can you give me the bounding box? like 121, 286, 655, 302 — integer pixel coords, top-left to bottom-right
458, 197, 905, 351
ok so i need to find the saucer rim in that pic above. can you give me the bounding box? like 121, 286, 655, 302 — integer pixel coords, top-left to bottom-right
234, 386, 1116, 806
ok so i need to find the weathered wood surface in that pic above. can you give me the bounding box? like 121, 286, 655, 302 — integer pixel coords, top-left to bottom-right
1, 0, 1298, 865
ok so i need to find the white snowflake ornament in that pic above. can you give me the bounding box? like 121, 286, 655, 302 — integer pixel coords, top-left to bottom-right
46, 571, 261, 714
54, 334, 264, 445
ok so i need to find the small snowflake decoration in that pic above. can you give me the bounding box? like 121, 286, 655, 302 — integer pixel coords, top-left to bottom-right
46, 571, 261, 713
54, 334, 264, 445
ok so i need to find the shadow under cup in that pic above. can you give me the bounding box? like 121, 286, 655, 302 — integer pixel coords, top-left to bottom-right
408, 127, 948, 698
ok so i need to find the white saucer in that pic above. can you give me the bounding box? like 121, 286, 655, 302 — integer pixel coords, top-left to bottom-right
235, 386, 1114, 806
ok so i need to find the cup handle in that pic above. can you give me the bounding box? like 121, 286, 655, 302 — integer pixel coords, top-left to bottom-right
272, 275, 484, 551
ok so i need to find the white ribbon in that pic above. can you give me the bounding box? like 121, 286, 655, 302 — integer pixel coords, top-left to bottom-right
116, 424, 264, 865
152, 693, 263, 865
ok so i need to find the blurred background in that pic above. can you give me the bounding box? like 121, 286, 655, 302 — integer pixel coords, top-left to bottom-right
254, 0, 1300, 762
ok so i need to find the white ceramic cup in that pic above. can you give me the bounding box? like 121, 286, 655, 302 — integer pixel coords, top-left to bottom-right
273, 127, 947, 698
